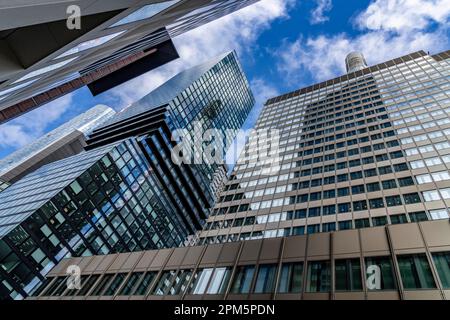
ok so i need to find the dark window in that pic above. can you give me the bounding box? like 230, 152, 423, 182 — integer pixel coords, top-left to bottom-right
376, 154, 389, 162
337, 174, 349, 182
355, 218, 370, 228
382, 179, 397, 189
335, 259, 362, 291
338, 220, 352, 230
306, 261, 331, 292
323, 205, 336, 216
369, 198, 384, 209
352, 185, 365, 194
403, 193, 421, 204
322, 222, 336, 232
378, 166, 393, 175
397, 254, 436, 289
432, 252, 450, 289
338, 203, 351, 213
390, 214, 408, 224
307, 224, 320, 234
386, 195, 402, 207
254, 264, 277, 293
323, 190, 336, 199
310, 192, 321, 201
338, 187, 350, 197
278, 262, 304, 293
364, 169, 377, 177
372, 216, 388, 226
393, 163, 408, 172
398, 177, 414, 187
353, 200, 368, 211
308, 207, 321, 217
366, 182, 381, 192
230, 266, 255, 294
350, 171, 363, 180
409, 211, 428, 222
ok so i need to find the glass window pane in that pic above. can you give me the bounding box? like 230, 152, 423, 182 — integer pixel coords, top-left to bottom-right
103, 273, 127, 296
189, 268, 213, 294
133, 272, 156, 295
397, 254, 436, 289
230, 265, 255, 294
278, 262, 303, 293
432, 252, 450, 289
254, 264, 277, 293
306, 261, 331, 292
207, 267, 231, 294
119, 273, 143, 296
335, 259, 362, 291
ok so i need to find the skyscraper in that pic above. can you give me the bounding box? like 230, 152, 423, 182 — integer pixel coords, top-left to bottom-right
0, 0, 259, 123
0, 105, 116, 184
33, 49, 450, 301
0, 51, 254, 300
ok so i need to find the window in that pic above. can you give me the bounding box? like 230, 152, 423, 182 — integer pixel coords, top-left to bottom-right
365, 257, 396, 290
386, 195, 402, 207
397, 254, 436, 289
367, 182, 381, 192
350, 171, 363, 180
152, 271, 178, 295
323, 205, 336, 216
338, 220, 352, 230
230, 266, 255, 294
207, 268, 231, 294
409, 211, 428, 222
398, 177, 414, 187
390, 214, 408, 224
189, 268, 213, 294
308, 207, 321, 217
338, 203, 351, 213
338, 187, 350, 197
382, 179, 397, 189
307, 224, 320, 234
372, 216, 388, 226
352, 185, 365, 194
353, 200, 368, 211
322, 222, 336, 232
364, 169, 377, 177
278, 262, 303, 293
254, 264, 277, 293
335, 259, 362, 291
429, 209, 450, 220
119, 273, 143, 296
403, 193, 421, 204
432, 252, 450, 289
57, 32, 125, 58
133, 272, 156, 295
422, 190, 440, 202
355, 218, 370, 229
306, 261, 331, 292
91, 274, 114, 296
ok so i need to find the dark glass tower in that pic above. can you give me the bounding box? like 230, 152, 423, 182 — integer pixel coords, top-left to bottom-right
0, 52, 254, 299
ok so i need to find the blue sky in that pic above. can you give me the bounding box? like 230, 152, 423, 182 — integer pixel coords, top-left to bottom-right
0, 0, 449, 160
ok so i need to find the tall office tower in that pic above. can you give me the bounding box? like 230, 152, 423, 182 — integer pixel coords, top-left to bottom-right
0, 0, 259, 123
33, 50, 450, 301
0, 105, 116, 184
0, 52, 254, 300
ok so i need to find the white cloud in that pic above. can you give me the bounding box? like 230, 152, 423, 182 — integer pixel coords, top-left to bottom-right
0, 93, 74, 149
276, 0, 450, 83
107, 0, 294, 108
310, 0, 333, 24
356, 0, 450, 32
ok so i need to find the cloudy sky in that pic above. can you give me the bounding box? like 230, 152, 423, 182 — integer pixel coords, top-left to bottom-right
0, 0, 449, 160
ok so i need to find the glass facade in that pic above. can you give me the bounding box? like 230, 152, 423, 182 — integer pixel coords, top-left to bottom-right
199, 50, 450, 245
0, 140, 188, 299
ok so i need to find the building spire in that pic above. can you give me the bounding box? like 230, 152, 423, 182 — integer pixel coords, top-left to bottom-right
345, 52, 368, 73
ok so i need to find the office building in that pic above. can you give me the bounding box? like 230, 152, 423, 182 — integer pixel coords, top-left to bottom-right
0, 52, 254, 300
33, 49, 450, 300
0, 105, 116, 183
0, 0, 259, 123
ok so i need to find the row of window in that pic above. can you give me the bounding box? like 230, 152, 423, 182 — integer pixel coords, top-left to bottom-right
38, 252, 450, 297
205, 210, 436, 233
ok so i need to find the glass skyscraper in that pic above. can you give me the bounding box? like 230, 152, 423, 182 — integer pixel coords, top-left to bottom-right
0, 52, 254, 300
